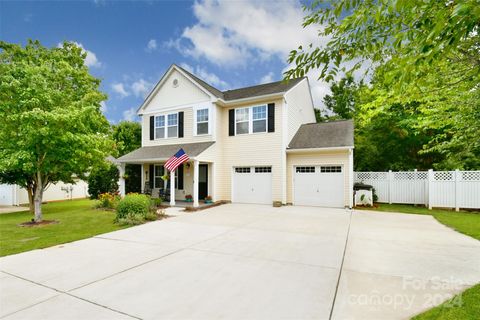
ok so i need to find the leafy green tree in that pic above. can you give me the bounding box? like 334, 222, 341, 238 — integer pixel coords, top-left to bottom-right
112, 121, 142, 193
112, 121, 141, 156
286, 0, 479, 169
0, 40, 114, 221
323, 76, 360, 119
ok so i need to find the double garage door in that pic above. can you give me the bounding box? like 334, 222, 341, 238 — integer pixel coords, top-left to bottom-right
232, 166, 272, 205
294, 165, 345, 208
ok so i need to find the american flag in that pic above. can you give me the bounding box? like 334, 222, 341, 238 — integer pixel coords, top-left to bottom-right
164, 148, 189, 171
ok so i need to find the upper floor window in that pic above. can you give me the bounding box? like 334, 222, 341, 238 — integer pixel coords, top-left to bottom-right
155, 115, 165, 139
235, 108, 249, 134
196, 108, 209, 135
154, 113, 178, 139
235, 105, 267, 135
252, 105, 267, 133
167, 113, 178, 138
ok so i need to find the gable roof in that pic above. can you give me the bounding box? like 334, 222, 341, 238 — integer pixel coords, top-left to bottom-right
288, 120, 354, 150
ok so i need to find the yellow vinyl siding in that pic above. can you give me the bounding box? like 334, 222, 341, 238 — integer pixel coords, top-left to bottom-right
287, 150, 351, 206
284, 79, 316, 144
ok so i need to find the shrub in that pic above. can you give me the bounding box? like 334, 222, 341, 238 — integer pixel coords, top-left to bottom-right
150, 197, 163, 209
372, 188, 379, 202
95, 192, 120, 209
88, 163, 119, 199
115, 193, 151, 225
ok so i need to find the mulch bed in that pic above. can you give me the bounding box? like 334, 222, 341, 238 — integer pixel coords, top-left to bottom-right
18, 220, 59, 227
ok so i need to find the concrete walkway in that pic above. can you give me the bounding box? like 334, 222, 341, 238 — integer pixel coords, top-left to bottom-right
0, 204, 479, 319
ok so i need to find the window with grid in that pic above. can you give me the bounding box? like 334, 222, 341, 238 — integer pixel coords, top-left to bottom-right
155, 115, 165, 139
255, 166, 271, 173
235, 167, 250, 173
320, 166, 342, 173
296, 166, 315, 173
167, 113, 178, 138
252, 105, 267, 133
235, 108, 249, 134
196, 108, 209, 135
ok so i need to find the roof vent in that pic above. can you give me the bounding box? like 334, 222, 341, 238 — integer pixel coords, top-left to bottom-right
172, 79, 179, 87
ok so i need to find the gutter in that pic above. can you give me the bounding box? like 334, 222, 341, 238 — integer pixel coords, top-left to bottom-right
286, 146, 354, 153
216, 92, 285, 106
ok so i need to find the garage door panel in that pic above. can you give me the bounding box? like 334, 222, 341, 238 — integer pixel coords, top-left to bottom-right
233, 167, 272, 205
294, 166, 344, 208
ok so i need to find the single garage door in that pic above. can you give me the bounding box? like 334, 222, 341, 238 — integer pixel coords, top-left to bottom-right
232, 166, 272, 204
294, 165, 344, 207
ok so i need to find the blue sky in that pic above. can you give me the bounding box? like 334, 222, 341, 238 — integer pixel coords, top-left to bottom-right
1, 0, 329, 123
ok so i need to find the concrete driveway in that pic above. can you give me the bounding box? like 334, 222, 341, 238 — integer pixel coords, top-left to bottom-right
1, 204, 479, 320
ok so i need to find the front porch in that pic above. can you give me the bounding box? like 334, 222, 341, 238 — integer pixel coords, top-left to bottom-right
118, 159, 214, 209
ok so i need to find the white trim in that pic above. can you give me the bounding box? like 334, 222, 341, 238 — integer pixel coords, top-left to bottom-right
117, 156, 198, 164
286, 146, 354, 153
193, 105, 211, 136
140, 101, 211, 116
234, 104, 268, 135
348, 148, 354, 209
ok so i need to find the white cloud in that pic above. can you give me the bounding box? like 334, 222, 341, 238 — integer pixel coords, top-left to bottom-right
123, 107, 138, 122
167, 0, 320, 67
146, 39, 157, 52
259, 72, 275, 84
58, 41, 101, 68
111, 83, 130, 98
100, 101, 107, 113
180, 63, 229, 89
131, 78, 153, 98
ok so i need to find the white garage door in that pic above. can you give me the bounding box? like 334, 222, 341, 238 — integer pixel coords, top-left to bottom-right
294, 165, 344, 207
233, 166, 272, 204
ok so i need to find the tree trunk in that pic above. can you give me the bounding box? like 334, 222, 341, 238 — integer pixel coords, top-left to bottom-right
27, 186, 34, 214
33, 173, 44, 222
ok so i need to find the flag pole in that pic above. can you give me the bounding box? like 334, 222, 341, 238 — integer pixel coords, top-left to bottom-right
170, 168, 175, 206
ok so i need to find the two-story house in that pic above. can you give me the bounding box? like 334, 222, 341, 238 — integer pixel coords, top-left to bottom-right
116, 64, 354, 208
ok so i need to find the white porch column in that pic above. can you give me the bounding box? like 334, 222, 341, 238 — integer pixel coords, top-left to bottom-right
193, 159, 199, 207
170, 169, 175, 206
140, 164, 145, 193
118, 163, 126, 197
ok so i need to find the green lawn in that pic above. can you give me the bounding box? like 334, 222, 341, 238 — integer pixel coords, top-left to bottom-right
0, 199, 127, 257
361, 203, 480, 240
412, 283, 480, 320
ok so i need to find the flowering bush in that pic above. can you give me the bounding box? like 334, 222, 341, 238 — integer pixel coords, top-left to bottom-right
95, 192, 120, 209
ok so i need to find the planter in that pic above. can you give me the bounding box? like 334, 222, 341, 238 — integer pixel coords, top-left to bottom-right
184, 198, 193, 203
204, 200, 213, 204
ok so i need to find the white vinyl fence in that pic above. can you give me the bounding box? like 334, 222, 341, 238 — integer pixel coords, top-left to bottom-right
354, 170, 480, 210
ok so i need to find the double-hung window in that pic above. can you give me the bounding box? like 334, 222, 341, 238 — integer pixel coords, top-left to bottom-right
235, 108, 249, 134
167, 113, 178, 138
196, 108, 209, 135
252, 105, 267, 133
155, 115, 165, 139
235, 105, 267, 134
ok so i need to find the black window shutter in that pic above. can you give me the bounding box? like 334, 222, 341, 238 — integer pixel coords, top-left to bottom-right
268, 103, 275, 132
150, 116, 155, 140
178, 112, 184, 138
177, 164, 184, 190
149, 164, 154, 188
228, 109, 235, 136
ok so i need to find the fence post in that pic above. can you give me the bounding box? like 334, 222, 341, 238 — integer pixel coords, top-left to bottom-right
455, 169, 460, 212
388, 170, 393, 204
428, 169, 433, 210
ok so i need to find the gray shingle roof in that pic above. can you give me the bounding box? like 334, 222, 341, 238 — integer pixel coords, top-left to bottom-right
177, 64, 305, 101
117, 142, 215, 163
288, 120, 354, 149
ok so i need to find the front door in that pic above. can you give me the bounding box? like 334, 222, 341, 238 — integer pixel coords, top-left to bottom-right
199, 164, 208, 200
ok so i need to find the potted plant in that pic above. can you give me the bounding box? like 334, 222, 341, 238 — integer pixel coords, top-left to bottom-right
185, 194, 193, 202
204, 195, 213, 204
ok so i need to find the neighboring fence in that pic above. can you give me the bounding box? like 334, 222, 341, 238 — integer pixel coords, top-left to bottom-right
354, 170, 480, 210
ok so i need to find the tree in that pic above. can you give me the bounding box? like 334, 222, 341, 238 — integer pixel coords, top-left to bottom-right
323, 75, 361, 119
0, 40, 114, 221
87, 162, 119, 199
285, 0, 480, 169
112, 121, 142, 193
